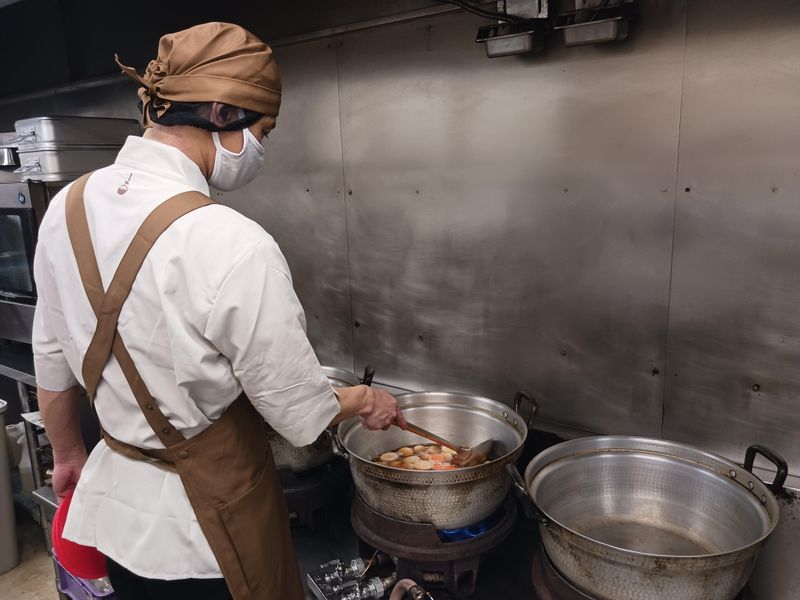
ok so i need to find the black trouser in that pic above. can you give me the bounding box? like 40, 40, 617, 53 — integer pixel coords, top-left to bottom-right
106, 558, 233, 600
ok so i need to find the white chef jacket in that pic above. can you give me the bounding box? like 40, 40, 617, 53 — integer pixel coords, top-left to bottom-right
32, 135, 341, 580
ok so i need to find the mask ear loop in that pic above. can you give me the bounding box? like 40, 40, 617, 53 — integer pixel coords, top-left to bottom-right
243, 127, 266, 152
212, 130, 247, 158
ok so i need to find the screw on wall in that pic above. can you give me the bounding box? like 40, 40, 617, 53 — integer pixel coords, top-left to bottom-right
348, 189, 353, 195
770, 185, 778, 193
560, 349, 567, 356
652, 368, 660, 376
685, 187, 691, 193
752, 384, 760, 392
354, 321, 360, 328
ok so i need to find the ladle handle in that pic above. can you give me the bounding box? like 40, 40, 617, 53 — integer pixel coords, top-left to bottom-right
401, 421, 462, 453
361, 365, 375, 386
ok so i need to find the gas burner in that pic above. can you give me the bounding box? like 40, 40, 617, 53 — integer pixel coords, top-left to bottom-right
531, 546, 754, 600
279, 458, 351, 530
351, 494, 517, 598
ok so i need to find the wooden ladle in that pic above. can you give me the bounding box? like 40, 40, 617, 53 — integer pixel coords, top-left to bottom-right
401, 421, 493, 467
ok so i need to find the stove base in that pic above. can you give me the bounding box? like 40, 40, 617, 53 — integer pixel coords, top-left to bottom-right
279, 458, 351, 530
532, 546, 754, 600
352, 494, 517, 598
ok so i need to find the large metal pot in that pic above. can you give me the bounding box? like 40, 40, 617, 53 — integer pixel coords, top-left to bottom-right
336, 391, 535, 529
512, 436, 787, 600
267, 366, 365, 472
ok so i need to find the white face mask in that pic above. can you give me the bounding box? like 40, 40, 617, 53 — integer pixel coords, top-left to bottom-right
208, 128, 266, 191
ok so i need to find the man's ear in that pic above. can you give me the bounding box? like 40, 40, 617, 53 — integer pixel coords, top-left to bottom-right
209, 102, 227, 128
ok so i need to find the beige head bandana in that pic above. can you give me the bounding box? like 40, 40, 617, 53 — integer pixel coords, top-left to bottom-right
115, 22, 281, 128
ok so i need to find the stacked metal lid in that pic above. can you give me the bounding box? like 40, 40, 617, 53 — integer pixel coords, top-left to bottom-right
7, 116, 139, 182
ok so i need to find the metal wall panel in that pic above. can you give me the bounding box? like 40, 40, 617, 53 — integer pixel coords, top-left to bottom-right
215, 41, 353, 369
664, 0, 800, 475
337, 4, 686, 433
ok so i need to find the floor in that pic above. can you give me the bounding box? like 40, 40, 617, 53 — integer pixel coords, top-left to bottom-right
0, 512, 59, 600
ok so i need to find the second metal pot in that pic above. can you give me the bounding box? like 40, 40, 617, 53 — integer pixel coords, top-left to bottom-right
514, 436, 786, 600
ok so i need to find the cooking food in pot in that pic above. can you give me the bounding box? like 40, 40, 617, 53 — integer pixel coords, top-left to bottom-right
374, 443, 485, 470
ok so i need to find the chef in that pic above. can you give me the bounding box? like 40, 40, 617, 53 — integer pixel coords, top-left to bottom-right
32, 22, 405, 600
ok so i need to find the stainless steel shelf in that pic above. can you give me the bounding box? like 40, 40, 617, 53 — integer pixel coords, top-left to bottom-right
0, 343, 35, 386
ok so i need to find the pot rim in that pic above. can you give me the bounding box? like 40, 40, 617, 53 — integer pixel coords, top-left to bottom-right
524, 435, 781, 561
321, 366, 361, 387
338, 391, 528, 478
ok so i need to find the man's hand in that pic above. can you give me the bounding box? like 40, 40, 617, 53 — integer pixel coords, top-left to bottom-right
358, 387, 407, 431
38, 385, 87, 501
52, 454, 88, 501
330, 385, 406, 430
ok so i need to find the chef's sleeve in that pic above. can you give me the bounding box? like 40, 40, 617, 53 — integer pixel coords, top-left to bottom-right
204, 240, 341, 447
32, 248, 79, 391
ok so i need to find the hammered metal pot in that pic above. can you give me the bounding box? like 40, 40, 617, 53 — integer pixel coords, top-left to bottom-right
336, 391, 534, 529
516, 436, 786, 600
267, 367, 362, 472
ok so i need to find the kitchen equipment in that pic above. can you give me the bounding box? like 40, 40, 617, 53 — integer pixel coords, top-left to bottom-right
12, 116, 138, 147
279, 458, 351, 530
352, 492, 517, 598
336, 391, 536, 529
0, 147, 18, 168
475, 20, 546, 57
268, 366, 372, 529
266, 366, 366, 472
513, 436, 785, 600
0, 180, 56, 342
401, 420, 493, 467
15, 144, 120, 182
553, 1, 637, 47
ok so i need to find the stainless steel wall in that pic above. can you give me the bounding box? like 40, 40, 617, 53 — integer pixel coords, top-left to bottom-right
5, 1, 800, 481
213, 40, 355, 371
662, 0, 800, 478
337, 2, 685, 437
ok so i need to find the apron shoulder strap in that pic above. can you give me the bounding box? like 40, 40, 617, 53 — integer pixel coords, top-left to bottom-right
65, 173, 214, 448
66, 174, 104, 315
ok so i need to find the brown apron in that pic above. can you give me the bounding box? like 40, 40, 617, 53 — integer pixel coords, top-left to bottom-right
64, 174, 305, 600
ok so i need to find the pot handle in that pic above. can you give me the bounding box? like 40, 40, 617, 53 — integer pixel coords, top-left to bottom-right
513, 391, 539, 428
328, 429, 350, 462
506, 463, 528, 497
744, 445, 788, 495
506, 464, 548, 525
361, 365, 375, 387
